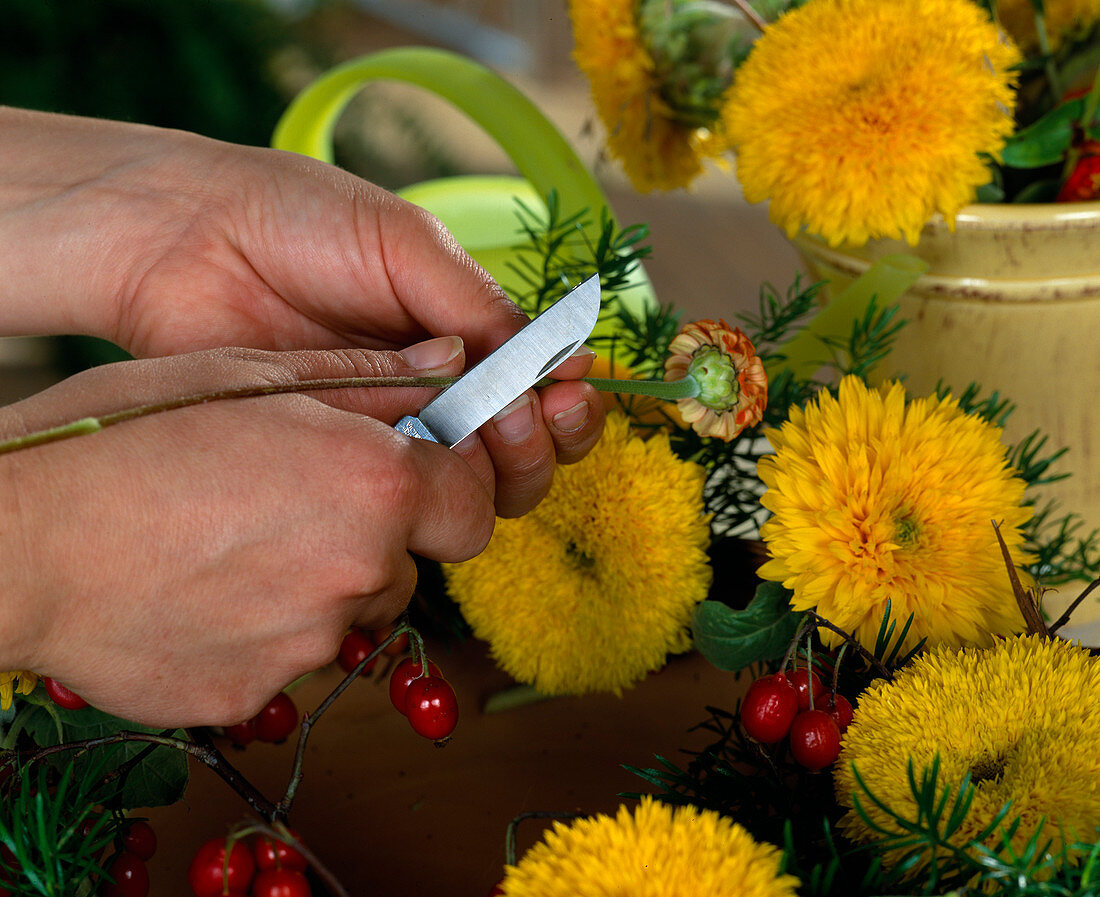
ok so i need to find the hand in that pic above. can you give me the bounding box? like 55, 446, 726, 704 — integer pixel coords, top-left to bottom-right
0, 107, 605, 516
0, 345, 506, 727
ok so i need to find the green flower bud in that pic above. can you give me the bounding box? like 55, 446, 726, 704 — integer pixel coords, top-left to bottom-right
686, 344, 740, 411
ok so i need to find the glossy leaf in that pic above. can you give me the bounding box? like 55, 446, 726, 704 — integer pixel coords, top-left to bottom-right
1001, 98, 1082, 168
691, 581, 802, 671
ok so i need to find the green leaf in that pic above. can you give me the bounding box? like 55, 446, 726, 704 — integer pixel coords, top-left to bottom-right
22, 707, 188, 809
1001, 98, 1083, 169
691, 582, 801, 671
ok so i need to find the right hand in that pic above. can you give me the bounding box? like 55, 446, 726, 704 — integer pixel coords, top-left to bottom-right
0, 343, 495, 728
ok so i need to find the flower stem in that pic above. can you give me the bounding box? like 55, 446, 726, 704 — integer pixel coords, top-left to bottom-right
0, 376, 454, 457
581, 376, 699, 400
727, 0, 768, 33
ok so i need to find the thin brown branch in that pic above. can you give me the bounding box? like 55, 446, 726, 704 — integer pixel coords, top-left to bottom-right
1049, 577, 1100, 636
727, 0, 768, 32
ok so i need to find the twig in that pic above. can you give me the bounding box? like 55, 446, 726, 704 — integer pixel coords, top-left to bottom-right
805, 613, 895, 680
727, 0, 768, 32
244, 821, 351, 897
25, 729, 279, 820
277, 618, 412, 816
1049, 577, 1100, 636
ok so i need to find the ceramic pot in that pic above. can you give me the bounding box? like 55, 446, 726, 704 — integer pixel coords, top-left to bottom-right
793, 201, 1100, 532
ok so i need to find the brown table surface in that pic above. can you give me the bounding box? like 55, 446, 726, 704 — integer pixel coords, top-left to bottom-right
142, 637, 740, 896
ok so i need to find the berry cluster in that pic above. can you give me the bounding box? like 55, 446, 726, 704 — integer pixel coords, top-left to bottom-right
224, 692, 300, 748
338, 625, 458, 742
188, 832, 311, 897
99, 820, 158, 897
739, 668, 853, 771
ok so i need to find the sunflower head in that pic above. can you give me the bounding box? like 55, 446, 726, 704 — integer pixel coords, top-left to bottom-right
725, 0, 1020, 246
498, 796, 800, 897
664, 319, 768, 440
836, 635, 1100, 876
757, 377, 1032, 652
568, 0, 742, 190
444, 414, 712, 695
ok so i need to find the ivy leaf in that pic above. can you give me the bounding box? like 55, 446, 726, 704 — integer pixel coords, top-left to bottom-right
691, 581, 801, 671
22, 706, 188, 809
1001, 98, 1082, 169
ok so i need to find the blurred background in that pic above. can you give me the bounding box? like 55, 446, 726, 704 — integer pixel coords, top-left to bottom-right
0, 0, 799, 402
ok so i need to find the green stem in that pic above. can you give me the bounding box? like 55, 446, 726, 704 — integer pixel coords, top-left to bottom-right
582, 376, 700, 400
483, 684, 552, 714
1034, 7, 1064, 104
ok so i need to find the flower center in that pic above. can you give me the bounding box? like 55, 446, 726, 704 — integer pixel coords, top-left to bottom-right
565, 539, 596, 572
686, 345, 741, 412
893, 513, 921, 550
969, 753, 1007, 785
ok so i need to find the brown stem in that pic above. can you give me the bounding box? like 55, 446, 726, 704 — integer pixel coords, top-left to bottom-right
25, 729, 279, 820
0, 376, 454, 457
727, 0, 768, 32
806, 613, 894, 680
1049, 577, 1100, 636
277, 618, 412, 817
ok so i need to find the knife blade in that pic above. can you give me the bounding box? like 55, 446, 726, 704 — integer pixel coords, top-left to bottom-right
395, 274, 601, 447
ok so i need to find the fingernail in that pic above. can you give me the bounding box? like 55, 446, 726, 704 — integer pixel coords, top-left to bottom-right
398, 336, 463, 374
493, 394, 534, 444
571, 346, 597, 359
552, 401, 590, 434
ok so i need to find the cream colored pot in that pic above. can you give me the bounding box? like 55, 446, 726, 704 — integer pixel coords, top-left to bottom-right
793, 201, 1100, 534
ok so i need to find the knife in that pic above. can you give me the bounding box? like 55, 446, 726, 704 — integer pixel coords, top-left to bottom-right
395, 275, 601, 447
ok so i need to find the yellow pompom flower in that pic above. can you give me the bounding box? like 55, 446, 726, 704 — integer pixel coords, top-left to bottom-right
726, 0, 1020, 246
444, 414, 711, 695
0, 670, 38, 711
757, 377, 1032, 652
499, 796, 800, 897
568, 0, 739, 191
836, 635, 1100, 874
995, 0, 1100, 52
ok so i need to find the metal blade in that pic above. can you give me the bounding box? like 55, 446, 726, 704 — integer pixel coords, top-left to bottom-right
401, 275, 600, 447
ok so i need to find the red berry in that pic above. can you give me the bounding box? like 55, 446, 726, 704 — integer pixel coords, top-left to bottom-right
223, 717, 257, 748
388, 657, 442, 714
1058, 153, 1100, 202
788, 668, 823, 711
187, 837, 256, 897
371, 624, 410, 656
102, 851, 150, 897
337, 628, 377, 676
739, 673, 798, 743
405, 676, 459, 740
121, 820, 157, 861
789, 709, 842, 771
43, 677, 88, 710
823, 691, 854, 733
251, 868, 312, 897
254, 692, 298, 744
253, 830, 308, 872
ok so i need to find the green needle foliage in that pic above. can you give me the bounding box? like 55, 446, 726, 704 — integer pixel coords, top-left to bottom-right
0, 756, 119, 896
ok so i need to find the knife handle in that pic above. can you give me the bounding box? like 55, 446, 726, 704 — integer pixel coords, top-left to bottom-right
395, 415, 439, 442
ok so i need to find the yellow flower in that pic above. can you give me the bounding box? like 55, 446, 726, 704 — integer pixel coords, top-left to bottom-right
499, 796, 800, 897
0, 671, 38, 711
757, 377, 1032, 653
568, 0, 737, 191
444, 414, 711, 695
665, 319, 768, 440
836, 635, 1100, 874
995, 0, 1100, 51
725, 0, 1020, 246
